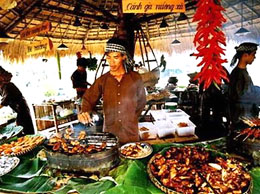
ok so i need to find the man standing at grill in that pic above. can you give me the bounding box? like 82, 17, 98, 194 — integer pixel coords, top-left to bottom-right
78, 38, 146, 144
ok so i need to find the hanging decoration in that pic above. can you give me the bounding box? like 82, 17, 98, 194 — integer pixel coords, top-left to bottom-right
192, 0, 228, 90
56, 52, 61, 80
75, 51, 97, 71
86, 51, 97, 71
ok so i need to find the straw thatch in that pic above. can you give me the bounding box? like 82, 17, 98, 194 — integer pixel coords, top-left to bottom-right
0, 0, 259, 62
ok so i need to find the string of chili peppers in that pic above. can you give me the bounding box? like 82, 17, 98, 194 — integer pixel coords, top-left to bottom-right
192, 0, 229, 90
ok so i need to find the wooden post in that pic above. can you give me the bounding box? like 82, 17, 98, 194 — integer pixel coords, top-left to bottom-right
113, 1, 136, 58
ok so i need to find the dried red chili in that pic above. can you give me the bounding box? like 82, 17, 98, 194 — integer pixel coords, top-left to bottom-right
192, 0, 229, 90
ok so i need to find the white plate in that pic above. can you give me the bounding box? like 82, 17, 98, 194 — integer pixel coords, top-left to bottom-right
0, 156, 20, 176
120, 142, 153, 159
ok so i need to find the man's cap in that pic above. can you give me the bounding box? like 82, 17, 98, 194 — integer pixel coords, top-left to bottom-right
105, 38, 127, 54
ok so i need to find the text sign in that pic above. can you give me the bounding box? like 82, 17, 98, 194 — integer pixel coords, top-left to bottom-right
27, 38, 53, 55
122, 0, 185, 13
20, 21, 52, 40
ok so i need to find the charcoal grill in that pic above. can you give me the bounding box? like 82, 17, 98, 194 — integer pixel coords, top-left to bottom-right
44, 129, 119, 176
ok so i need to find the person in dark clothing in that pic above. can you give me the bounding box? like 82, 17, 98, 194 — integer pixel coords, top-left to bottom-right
228, 42, 260, 125
71, 55, 91, 98
0, 67, 34, 135
199, 66, 230, 124
200, 83, 226, 124
78, 38, 146, 144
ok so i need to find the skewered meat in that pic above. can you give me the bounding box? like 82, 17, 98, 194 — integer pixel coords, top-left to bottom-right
0, 135, 44, 156
236, 117, 260, 141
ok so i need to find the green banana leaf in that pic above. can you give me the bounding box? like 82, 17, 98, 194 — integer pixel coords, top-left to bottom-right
105, 185, 153, 194
0, 155, 53, 193
152, 137, 227, 153
250, 167, 260, 194
53, 178, 115, 194
7, 157, 46, 178
108, 159, 162, 194
0, 176, 55, 193
0, 123, 23, 144
18, 146, 45, 161
110, 160, 148, 186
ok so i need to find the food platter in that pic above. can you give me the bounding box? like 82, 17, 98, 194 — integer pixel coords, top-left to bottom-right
0, 135, 45, 156
0, 156, 20, 176
120, 142, 153, 159
147, 146, 252, 194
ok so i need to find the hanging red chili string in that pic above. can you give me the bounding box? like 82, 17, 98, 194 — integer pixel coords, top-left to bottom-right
192, 0, 229, 90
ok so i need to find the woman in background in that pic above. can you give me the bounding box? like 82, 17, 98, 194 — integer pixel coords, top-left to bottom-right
0, 66, 34, 134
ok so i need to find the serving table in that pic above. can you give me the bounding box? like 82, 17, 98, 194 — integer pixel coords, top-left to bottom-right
0, 137, 259, 194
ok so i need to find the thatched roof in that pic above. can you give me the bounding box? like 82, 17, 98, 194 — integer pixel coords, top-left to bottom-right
0, 0, 260, 62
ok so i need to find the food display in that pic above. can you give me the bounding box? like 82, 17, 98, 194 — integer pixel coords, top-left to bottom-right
0, 135, 45, 156
120, 142, 153, 159
47, 129, 107, 155
0, 156, 20, 176
148, 146, 251, 194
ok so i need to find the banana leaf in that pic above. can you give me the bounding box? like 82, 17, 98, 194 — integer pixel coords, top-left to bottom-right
108, 159, 162, 194
105, 185, 153, 194
0, 176, 55, 193
0, 123, 23, 144
19, 146, 45, 160
53, 178, 115, 194
250, 167, 260, 194
6, 157, 46, 178
0, 155, 52, 193
152, 137, 227, 153
110, 160, 148, 187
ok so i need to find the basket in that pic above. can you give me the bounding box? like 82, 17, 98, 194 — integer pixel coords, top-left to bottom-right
147, 146, 253, 194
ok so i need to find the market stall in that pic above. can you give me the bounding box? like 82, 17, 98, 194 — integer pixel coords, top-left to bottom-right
0, 133, 259, 194
0, 0, 260, 193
